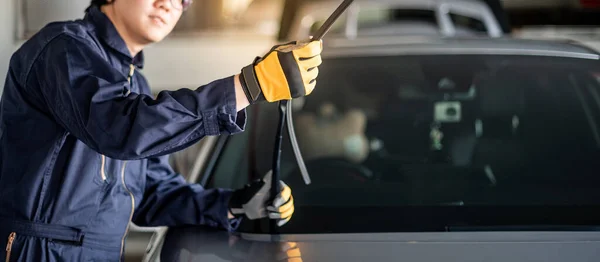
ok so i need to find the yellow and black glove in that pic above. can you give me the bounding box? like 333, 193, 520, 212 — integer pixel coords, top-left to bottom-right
240, 40, 323, 104
229, 171, 295, 227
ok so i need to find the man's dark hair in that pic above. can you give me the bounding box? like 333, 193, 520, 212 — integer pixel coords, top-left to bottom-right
86, 0, 109, 12
90, 0, 108, 6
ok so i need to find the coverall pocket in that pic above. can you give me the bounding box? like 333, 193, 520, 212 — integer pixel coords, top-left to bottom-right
82, 246, 120, 262
48, 240, 85, 261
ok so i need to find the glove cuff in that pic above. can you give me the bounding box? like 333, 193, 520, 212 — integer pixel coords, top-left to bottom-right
228, 189, 246, 217
229, 207, 244, 218
240, 59, 266, 104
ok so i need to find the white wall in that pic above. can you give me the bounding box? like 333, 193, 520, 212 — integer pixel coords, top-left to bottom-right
24, 0, 88, 36
0, 0, 16, 97
142, 33, 275, 92
1, 0, 277, 94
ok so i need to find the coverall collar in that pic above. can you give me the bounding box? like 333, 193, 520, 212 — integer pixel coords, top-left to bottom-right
85, 6, 145, 69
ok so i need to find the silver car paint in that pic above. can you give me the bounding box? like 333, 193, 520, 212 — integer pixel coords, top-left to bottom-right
155, 229, 600, 262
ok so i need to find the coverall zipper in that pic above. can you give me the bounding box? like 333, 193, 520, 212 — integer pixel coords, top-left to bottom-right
5, 232, 15, 262
100, 155, 107, 181
127, 64, 134, 95
119, 161, 134, 261
118, 65, 134, 261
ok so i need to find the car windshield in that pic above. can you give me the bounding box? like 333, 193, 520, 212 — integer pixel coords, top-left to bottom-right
208, 53, 600, 233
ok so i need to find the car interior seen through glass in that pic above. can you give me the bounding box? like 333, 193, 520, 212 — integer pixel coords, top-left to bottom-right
209, 54, 600, 233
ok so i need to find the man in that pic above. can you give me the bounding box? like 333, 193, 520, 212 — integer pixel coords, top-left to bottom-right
0, 0, 322, 261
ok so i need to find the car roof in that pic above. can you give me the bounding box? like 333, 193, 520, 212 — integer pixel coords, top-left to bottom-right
321, 36, 600, 60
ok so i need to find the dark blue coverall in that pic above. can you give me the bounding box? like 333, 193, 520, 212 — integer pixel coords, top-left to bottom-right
0, 6, 245, 261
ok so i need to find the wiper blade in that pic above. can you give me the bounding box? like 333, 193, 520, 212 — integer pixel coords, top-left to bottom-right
270, 0, 356, 200
277, 0, 357, 187
286, 102, 310, 184
270, 0, 355, 238
284, 0, 357, 186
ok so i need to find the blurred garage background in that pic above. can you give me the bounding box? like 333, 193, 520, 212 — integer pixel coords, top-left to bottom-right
0, 0, 598, 261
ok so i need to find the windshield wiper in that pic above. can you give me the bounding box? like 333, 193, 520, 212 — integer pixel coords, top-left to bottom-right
270, 0, 356, 237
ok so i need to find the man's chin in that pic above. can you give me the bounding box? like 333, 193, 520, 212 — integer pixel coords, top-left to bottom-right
143, 32, 169, 44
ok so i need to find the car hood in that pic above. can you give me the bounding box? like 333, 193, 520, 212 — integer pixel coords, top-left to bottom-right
157, 227, 600, 262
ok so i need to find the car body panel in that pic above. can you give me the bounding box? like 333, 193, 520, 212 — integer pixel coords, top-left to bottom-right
321, 36, 600, 58
157, 227, 600, 262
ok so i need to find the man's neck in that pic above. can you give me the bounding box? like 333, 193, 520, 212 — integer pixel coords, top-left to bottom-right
100, 5, 144, 57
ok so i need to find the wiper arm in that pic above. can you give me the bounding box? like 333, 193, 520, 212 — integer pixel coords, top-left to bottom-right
272, 0, 356, 187
270, 0, 356, 237
284, 0, 357, 186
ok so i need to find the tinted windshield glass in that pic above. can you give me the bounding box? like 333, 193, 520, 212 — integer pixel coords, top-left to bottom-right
210, 54, 600, 233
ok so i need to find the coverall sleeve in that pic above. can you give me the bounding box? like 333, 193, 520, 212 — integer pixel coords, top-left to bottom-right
32, 34, 246, 160
132, 155, 240, 231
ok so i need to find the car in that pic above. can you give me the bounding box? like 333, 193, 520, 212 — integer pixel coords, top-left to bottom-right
278, 0, 505, 41
143, 35, 600, 262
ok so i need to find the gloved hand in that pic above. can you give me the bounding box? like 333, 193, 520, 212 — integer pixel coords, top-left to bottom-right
228, 171, 295, 227
239, 40, 323, 104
